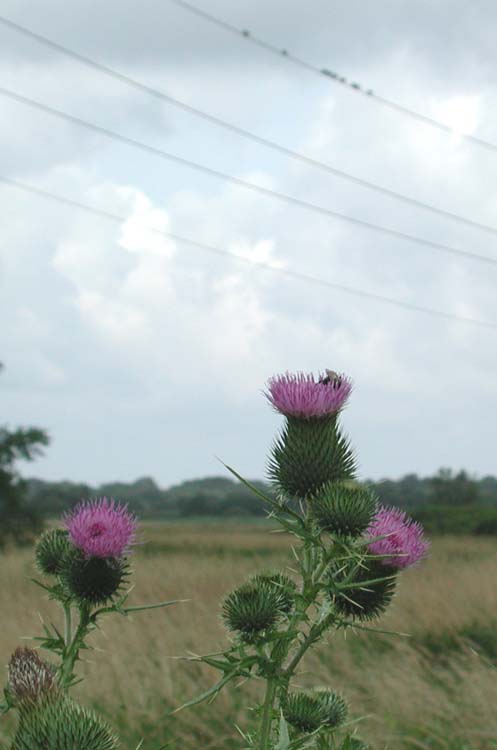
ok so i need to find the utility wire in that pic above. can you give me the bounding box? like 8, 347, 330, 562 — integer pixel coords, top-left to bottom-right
0, 15, 496, 237
2, 86, 497, 269
2, 175, 496, 331
167, 0, 497, 156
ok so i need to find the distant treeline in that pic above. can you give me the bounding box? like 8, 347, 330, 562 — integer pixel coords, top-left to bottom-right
24, 469, 497, 534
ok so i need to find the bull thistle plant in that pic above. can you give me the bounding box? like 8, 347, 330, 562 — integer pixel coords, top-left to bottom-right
0, 498, 178, 749
180, 370, 429, 750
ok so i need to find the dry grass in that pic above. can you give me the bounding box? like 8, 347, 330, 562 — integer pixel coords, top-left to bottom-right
1, 523, 497, 749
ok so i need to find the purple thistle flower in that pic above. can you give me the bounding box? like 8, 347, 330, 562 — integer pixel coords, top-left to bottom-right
65, 498, 137, 559
265, 371, 352, 419
366, 505, 429, 569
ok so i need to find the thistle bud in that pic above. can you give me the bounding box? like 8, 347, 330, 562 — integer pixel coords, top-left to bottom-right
309, 482, 377, 537
60, 550, 128, 606
283, 689, 347, 733
328, 559, 396, 621
222, 580, 286, 642
247, 571, 297, 615
283, 692, 325, 733
268, 417, 356, 499
35, 529, 72, 576
8, 648, 56, 706
8, 649, 119, 749
11, 695, 120, 750
316, 689, 348, 728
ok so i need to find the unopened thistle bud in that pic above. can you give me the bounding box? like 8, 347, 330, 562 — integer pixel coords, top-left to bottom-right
8, 649, 120, 749
247, 571, 297, 615
283, 689, 347, 733
11, 695, 120, 750
35, 529, 71, 576
60, 551, 129, 606
310, 482, 377, 537
8, 648, 56, 706
316, 689, 348, 728
222, 581, 286, 642
328, 559, 396, 621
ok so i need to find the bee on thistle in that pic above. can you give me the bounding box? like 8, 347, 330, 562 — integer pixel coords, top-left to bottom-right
319, 369, 342, 386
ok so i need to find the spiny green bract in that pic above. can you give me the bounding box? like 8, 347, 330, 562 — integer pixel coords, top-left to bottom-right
222, 580, 287, 641
309, 482, 377, 537
35, 529, 72, 576
268, 416, 356, 499
283, 690, 347, 733
247, 571, 297, 615
60, 551, 129, 605
317, 689, 348, 728
327, 558, 397, 621
12, 696, 119, 750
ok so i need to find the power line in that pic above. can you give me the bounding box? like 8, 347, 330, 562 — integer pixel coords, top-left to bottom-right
1, 15, 496, 237
167, 0, 497, 156
2, 86, 497, 269
2, 175, 496, 331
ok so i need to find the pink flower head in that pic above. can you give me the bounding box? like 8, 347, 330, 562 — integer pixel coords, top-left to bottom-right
265, 370, 352, 419
366, 506, 429, 569
65, 498, 137, 559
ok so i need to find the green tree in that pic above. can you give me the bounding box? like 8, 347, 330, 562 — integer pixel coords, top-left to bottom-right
0, 364, 50, 546
431, 467, 479, 506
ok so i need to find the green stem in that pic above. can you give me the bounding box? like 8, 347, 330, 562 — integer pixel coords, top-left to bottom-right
275, 543, 331, 673
59, 604, 91, 690
63, 602, 72, 647
261, 549, 331, 746
311, 554, 329, 587
282, 544, 336, 678
260, 678, 277, 750
284, 615, 333, 678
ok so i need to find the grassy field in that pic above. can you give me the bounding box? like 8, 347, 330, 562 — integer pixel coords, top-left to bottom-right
1, 522, 497, 749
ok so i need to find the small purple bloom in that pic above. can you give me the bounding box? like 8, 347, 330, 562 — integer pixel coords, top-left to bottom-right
366, 506, 429, 569
65, 498, 137, 559
265, 371, 352, 419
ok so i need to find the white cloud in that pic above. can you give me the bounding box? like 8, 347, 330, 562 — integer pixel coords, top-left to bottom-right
118, 190, 176, 258
433, 95, 481, 136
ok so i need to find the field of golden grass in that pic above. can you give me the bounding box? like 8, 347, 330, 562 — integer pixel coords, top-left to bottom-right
1, 522, 497, 749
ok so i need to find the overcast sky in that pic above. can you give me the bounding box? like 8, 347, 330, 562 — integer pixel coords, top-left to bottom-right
1, 0, 496, 488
